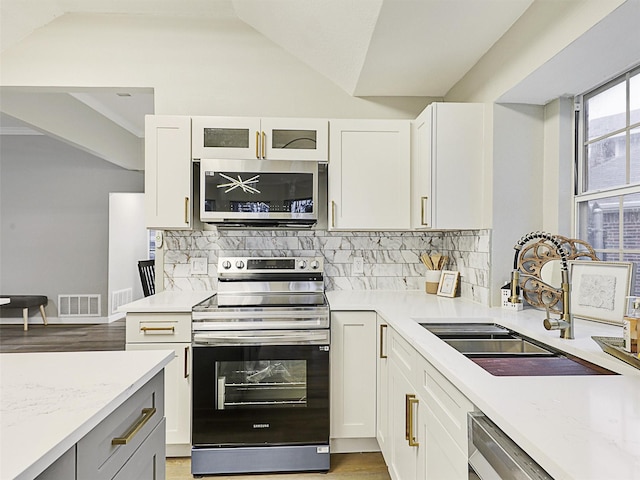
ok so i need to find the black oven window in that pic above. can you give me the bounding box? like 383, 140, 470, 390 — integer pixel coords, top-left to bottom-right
215, 359, 307, 410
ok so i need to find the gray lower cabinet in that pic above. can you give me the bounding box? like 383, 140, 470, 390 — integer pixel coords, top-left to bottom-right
113, 419, 166, 480
36, 371, 166, 480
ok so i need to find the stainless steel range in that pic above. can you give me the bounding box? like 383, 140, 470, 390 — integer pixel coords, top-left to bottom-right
191, 257, 330, 476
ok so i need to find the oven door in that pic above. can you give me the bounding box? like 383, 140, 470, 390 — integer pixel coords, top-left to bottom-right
199, 158, 318, 225
192, 330, 330, 447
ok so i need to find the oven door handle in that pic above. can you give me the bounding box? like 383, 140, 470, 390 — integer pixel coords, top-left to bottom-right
193, 330, 329, 346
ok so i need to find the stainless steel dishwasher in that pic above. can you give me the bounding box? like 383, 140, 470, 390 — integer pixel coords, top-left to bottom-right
468, 412, 554, 480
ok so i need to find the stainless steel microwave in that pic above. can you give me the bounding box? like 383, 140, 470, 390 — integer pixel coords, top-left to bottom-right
199, 159, 318, 226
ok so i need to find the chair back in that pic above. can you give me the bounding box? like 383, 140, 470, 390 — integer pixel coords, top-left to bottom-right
138, 260, 155, 297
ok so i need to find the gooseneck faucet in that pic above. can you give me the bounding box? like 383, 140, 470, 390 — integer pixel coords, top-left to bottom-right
510, 231, 574, 339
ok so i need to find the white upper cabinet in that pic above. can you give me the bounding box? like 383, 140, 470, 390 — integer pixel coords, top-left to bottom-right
411, 103, 485, 230
145, 115, 193, 230
262, 118, 328, 161
328, 119, 411, 230
191, 116, 328, 162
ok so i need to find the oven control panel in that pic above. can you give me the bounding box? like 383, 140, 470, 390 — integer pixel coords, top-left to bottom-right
218, 257, 323, 273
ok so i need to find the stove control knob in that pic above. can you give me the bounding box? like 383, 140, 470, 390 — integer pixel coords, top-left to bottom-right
298, 260, 307, 269
310, 260, 320, 270
221, 260, 232, 270
235, 260, 245, 269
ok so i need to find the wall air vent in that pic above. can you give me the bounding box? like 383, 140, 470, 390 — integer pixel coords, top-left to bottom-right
58, 294, 101, 317
111, 288, 133, 314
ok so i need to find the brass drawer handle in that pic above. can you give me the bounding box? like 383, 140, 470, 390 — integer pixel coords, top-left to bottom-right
331, 201, 336, 228
140, 326, 175, 333
256, 131, 260, 158
112, 407, 156, 445
405, 394, 412, 441
408, 396, 419, 447
379, 324, 388, 359
262, 131, 266, 158
184, 346, 190, 378
421, 196, 429, 226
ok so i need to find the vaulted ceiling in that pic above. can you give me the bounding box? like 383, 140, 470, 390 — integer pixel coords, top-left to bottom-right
2, 0, 638, 170
0, 0, 534, 97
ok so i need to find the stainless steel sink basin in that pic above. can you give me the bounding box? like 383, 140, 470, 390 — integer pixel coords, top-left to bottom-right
443, 338, 555, 356
420, 323, 514, 339
421, 322, 554, 356
419, 322, 617, 376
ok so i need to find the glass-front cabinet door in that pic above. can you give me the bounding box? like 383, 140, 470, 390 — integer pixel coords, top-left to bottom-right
192, 116, 328, 162
261, 118, 328, 162
192, 116, 261, 160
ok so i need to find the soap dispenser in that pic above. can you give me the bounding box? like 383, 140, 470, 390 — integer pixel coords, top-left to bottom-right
623, 296, 639, 354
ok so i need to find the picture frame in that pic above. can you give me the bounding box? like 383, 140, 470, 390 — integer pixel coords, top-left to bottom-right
437, 270, 460, 298
569, 260, 635, 325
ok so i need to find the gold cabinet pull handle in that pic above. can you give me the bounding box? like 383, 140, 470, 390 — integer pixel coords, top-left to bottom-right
184, 197, 189, 224
379, 324, 388, 359
421, 196, 429, 226
184, 346, 190, 378
112, 407, 156, 445
262, 131, 266, 158
256, 131, 260, 158
405, 394, 412, 441
408, 396, 419, 447
331, 201, 336, 228
140, 326, 175, 333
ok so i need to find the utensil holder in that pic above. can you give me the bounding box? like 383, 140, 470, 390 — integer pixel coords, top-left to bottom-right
425, 270, 442, 294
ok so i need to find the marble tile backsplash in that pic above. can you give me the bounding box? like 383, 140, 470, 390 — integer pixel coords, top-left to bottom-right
163, 229, 491, 305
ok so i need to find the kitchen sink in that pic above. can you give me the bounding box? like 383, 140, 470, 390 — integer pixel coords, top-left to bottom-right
419, 322, 617, 376
443, 338, 555, 356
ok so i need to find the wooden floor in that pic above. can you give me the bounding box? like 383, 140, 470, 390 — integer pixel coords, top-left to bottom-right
168, 453, 390, 480
0, 320, 391, 479
0, 320, 126, 352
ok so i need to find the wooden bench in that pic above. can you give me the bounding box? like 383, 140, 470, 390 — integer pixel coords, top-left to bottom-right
0, 295, 48, 331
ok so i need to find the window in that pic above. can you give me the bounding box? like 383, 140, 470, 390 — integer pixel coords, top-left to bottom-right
575, 65, 640, 297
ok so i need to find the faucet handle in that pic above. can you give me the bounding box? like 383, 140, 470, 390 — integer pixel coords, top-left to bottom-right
543, 305, 573, 339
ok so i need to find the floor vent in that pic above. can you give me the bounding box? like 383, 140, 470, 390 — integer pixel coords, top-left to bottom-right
58, 294, 101, 317
111, 288, 133, 314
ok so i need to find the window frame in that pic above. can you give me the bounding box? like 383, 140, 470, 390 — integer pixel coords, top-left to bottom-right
574, 65, 640, 297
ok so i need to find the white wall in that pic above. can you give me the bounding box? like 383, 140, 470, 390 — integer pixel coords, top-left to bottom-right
542, 97, 574, 237
491, 104, 545, 294
445, 0, 630, 305
0, 14, 430, 120
108, 193, 148, 321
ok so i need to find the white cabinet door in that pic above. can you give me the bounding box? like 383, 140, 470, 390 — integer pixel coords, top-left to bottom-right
411, 103, 485, 230
192, 116, 328, 161
330, 311, 377, 439
388, 359, 419, 480
261, 118, 328, 161
127, 343, 191, 449
145, 115, 193, 230
423, 407, 469, 480
329, 120, 410, 230
376, 317, 391, 461
192, 116, 260, 160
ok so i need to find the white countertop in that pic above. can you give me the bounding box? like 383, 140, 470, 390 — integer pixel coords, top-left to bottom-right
118, 290, 213, 313
327, 290, 640, 480
0, 350, 174, 480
